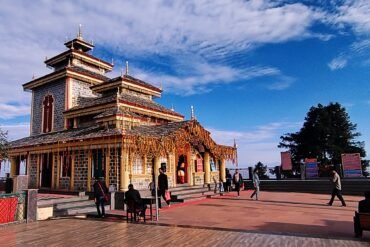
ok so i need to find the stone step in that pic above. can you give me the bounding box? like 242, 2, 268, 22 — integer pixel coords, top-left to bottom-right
37, 196, 90, 207
170, 187, 209, 195
54, 204, 110, 217
54, 200, 95, 210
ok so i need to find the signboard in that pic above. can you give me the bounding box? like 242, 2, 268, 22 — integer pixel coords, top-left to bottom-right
305, 158, 318, 178
342, 153, 362, 177
281, 151, 292, 171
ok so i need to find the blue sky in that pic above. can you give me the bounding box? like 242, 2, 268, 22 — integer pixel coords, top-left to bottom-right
0, 0, 369, 168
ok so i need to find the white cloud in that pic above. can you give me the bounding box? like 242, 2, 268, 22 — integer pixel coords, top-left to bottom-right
328, 56, 348, 70
266, 76, 295, 90
0, 0, 326, 106
207, 121, 301, 166
335, 0, 370, 34
0, 123, 30, 141
0, 103, 30, 119
137, 62, 280, 95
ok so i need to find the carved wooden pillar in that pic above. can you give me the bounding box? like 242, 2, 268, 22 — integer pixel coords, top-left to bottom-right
87, 150, 92, 192
120, 146, 129, 191
105, 147, 110, 188
204, 152, 211, 184
220, 159, 226, 182
70, 151, 75, 191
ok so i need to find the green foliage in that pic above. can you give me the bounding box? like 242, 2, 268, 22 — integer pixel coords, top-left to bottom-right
362, 160, 369, 177
0, 128, 9, 160
254, 161, 269, 179
278, 102, 366, 176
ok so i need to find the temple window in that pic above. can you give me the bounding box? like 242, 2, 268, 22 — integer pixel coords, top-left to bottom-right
42, 94, 54, 133
132, 156, 143, 174
146, 155, 153, 175
92, 149, 105, 178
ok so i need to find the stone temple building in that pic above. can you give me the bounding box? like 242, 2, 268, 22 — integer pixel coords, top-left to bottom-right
8, 31, 236, 193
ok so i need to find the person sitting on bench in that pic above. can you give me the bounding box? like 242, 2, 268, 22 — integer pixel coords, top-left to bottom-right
125, 184, 147, 218
354, 191, 370, 237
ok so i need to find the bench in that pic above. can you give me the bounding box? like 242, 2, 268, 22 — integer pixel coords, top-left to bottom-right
354, 212, 370, 237
125, 199, 146, 223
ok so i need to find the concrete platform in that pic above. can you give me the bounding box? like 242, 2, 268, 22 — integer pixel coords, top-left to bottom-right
149, 190, 370, 240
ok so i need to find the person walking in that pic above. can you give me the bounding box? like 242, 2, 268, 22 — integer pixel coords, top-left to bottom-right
158, 168, 171, 207
327, 169, 346, 206
93, 177, 108, 218
233, 169, 243, 197
225, 169, 232, 192
250, 168, 260, 200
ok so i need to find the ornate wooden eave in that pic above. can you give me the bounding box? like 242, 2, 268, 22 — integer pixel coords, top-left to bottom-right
23, 67, 107, 91
124, 120, 236, 161
45, 49, 113, 71
119, 99, 183, 120
91, 75, 162, 97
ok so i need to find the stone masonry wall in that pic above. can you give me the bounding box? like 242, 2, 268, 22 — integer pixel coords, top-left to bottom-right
32, 79, 66, 135
71, 79, 98, 107
73, 150, 88, 191
29, 154, 38, 188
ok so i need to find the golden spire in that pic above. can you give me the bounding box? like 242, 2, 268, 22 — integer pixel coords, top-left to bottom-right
191, 105, 195, 120
126, 61, 129, 75
77, 24, 83, 40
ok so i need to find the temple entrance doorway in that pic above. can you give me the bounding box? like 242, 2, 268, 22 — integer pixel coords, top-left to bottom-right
92, 149, 105, 179
40, 153, 52, 188
177, 154, 188, 184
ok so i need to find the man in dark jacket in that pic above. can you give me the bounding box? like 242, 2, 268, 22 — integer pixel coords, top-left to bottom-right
354, 191, 370, 237
93, 177, 108, 218
125, 184, 146, 217
158, 168, 170, 207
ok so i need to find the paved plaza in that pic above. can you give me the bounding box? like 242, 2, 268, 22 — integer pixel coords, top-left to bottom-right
0, 191, 369, 246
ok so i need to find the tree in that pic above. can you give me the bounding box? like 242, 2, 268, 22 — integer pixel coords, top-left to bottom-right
362, 160, 369, 177
0, 127, 8, 160
254, 161, 269, 179
278, 102, 366, 176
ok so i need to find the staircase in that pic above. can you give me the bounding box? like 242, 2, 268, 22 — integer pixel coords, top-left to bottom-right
169, 184, 218, 203
37, 194, 110, 219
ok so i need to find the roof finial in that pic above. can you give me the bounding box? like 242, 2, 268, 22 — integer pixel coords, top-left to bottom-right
191, 105, 195, 120
233, 139, 237, 148
160, 81, 163, 90
126, 61, 129, 75
77, 24, 83, 39
32, 74, 35, 80
111, 58, 114, 66
171, 104, 174, 111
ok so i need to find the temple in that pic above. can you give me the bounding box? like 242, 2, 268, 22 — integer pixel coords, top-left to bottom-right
8, 29, 236, 192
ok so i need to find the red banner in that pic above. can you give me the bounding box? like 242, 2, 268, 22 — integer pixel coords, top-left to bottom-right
342, 153, 362, 177
281, 151, 292, 171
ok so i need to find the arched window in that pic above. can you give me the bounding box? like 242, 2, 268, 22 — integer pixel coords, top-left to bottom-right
42, 95, 54, 133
